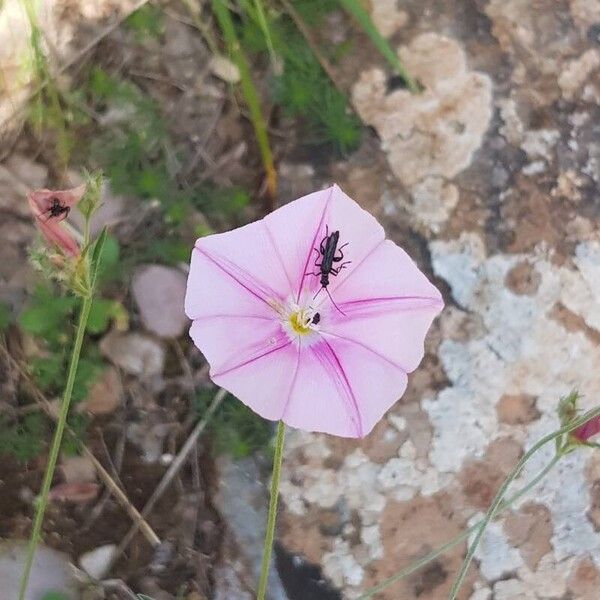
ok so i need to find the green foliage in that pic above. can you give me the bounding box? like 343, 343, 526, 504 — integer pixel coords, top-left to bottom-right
19, 286, 77, 341
293, 0, 338, 24
124, 4, 164, 41
19, 284, 104, 404
85, 68, 247, 226
240, 5, 361, 152
0, 413, 45, 462
194, 390, 273, 458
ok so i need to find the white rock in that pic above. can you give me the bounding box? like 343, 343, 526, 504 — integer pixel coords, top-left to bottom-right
132, 265, 189, 338
100, 331, 165, 377
79, 544, 116, 580
0, 541, 77, 600
209, 54, 240, 83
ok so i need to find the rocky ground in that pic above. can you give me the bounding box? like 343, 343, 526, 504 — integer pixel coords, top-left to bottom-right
1, 0, 599, 599
277, 1, 600, 599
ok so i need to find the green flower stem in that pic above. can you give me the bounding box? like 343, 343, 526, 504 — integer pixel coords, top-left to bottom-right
211, 0, 277, 200
257, 420, 286, 600
356, 453, 561, 600
447, 406, 600, 600
18, 292, 93, 600
337, 0, 420, 93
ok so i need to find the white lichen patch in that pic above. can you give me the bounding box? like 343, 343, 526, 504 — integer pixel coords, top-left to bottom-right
558, 49, 600, 100
370, 0, 408, 39
352, 33, 492, 233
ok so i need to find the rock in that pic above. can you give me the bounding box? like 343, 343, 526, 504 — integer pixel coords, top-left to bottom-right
132, 265, 189, 338
214, 456, 289, 600
78, 367, 123, 416
209, 55, 241, 84
48, 482, 99, 503
100, 331, 165, 377
0, 541, 78, 600
213, 564, 253, 600
61, 455, 97, 484
371, 0, 408, 39
79, 544, 117, 580
353, 33, 493, 187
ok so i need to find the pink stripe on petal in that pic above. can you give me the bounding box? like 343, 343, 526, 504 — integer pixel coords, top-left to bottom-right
335, 295, 444, 319
194, 245, 281, 306
189, 316, 283, 375
312, 340, 363, 437
327, 337, 409, 436
212, 343, 300, 422
319, 329, 409, 373
282, 344, 363, 437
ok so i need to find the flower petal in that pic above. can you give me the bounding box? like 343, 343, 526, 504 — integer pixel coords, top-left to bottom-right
318, 240, 443, 372
264, 185, 385, 301
28, 185, 85, 221
36, 217, 80, 256
316, 335, 409, 437
185, 247, 276, 319
282, 340, 364, 437
190, 316, 288, 375
192, 217, 297, 302
210, 341, 300, 421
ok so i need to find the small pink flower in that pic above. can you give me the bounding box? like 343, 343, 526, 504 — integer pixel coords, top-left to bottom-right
27, 185, 85, 257
573, 415, 600, 442
185, 185, 443, 438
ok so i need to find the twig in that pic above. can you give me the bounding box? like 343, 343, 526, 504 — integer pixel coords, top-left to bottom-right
0, 344, 160, 547
279, 0, 346, 94
83, 427, 128, 532
100, 579, 138, 600
106, 388, 227, 573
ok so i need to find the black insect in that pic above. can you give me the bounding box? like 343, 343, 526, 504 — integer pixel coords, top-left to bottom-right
311, 312, 321, 325
42, 197, 70, 221
306, 226, 351, 314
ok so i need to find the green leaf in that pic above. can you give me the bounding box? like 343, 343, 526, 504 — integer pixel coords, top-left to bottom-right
94, 233, 120, 283
86, 298, 115, 334
124, 4, 164, 41
19, 294, 77, 337
0, 413, 45, 463
31, 354, 64, 390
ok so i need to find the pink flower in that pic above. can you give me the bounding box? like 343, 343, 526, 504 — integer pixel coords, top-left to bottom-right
573, 415, 600, 442
27, 186, 85, 257
185, 185, 443, 437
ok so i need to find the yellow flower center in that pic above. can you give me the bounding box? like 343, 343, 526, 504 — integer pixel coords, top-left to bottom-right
288, 309, 313, 335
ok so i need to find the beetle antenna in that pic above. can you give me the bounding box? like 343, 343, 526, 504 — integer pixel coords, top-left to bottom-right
325, 286, 346, 316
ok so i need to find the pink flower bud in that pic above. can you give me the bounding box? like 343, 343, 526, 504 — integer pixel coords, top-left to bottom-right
27, 185, 85, 257
573, 415, 600, 442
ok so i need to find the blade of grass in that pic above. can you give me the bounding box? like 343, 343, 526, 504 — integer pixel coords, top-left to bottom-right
252, 0, 277, 65
279, 0, 345, 94
337, 0, 420, 93
211, 0, 277, 201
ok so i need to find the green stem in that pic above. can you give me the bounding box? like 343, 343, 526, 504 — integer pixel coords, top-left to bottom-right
211, 0, 277, 200
447, 407, 600, 600
252, 0, 277, 65
18, 297, 93, 599
337, 0, 420, 93
356, 453, 560, 600
257, 420, 286, 600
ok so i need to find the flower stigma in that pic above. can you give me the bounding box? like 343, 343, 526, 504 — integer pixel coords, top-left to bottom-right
277, 297, 321, 345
